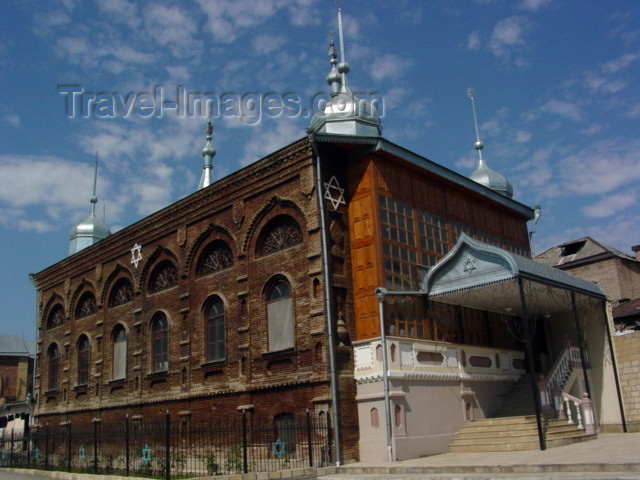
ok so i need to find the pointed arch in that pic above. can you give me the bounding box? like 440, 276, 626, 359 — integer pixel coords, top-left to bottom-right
70, 278, 96, 317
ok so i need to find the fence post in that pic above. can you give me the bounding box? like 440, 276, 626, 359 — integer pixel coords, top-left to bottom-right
93, 418, 98, 475
125, 415, 130, 477
326, 411, 332, 465
241, 409, 248, 474
44, 423, 49, 470
10, 429, 14, 467
165, 411, 170, 480
66, 421, 71, 473
306, 409, 313, 467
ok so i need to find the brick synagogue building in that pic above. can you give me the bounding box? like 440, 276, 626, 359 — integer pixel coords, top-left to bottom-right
32, 23, 626, 464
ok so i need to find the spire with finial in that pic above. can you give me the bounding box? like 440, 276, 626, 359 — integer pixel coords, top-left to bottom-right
68, 153, 111, 255
307, 3, 381, 136
466, 88, 513, 198
199, 118, 215, 190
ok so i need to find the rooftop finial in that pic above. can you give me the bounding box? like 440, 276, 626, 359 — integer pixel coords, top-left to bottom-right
467, 88, 484, 163
466, 88, 514, 198
68, 153, 111, 255
199, 118, 215, 190
90, 152, 99, 213
336, 3, 350, 93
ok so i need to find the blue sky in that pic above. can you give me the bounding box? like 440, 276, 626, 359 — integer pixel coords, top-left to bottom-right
1, 0, 639, 342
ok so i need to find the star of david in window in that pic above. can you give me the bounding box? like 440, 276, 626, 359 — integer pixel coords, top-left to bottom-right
463, 256, 477, 273
131, 243, 143, 268
324, 175, 345, 211
141, 444, 152, 465
272, 438, 286, 458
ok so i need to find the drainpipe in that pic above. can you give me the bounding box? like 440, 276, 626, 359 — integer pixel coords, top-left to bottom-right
374, 288, 394, 462
28, 273, 38, 424
309, 136, 341, 465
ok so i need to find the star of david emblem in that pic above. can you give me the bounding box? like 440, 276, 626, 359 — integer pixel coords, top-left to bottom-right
141, 444, 152, 465
463, 256, 477, 273
78, 445, 86, 461
272, 438, 286, 458
324, 175, 346, 211
131, 243, 143, 268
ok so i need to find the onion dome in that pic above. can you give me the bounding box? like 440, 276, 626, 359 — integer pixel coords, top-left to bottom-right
467, 89, 513, 198
69, 156, 111, 255
308, 8, 382, 137
198, 119, 215, 190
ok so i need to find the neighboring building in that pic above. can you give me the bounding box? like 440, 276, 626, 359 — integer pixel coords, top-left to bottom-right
536, 237, 640, 330
0, 335, 35, 434
32, 13, 625, 464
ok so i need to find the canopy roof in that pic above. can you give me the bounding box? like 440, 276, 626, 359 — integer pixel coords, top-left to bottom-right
422, 234, 605, 317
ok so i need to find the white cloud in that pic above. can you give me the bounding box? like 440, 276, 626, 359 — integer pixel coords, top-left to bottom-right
370, 54, 412, 82
238, 119, 303, 167
467, 31, 481, 51
539, 99, 582, 121
582, 191, 637, 218
601, 53, 639, 74
489, 16, 528, 58
252, 34, 287, 55
518, 0, 552, 11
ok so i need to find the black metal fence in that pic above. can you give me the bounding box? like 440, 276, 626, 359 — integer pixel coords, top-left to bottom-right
0, 410, 332, 479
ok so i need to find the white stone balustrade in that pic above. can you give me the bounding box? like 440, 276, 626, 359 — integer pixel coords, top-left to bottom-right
353, 337, 525, 383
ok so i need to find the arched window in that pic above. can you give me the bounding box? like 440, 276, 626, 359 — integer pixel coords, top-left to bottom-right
46, 305, 66, 329
76, 292, 97, 319
267, 279, 294, 352
109, 278, 134, 308
205, 298, 225, 362
152, 313, 169, 372
198, 241, 234, 276
112, 325, 127, 380
47, 344, 60, 391
149, 261, 178, 293
77, 335, 90, 385
259, 215, 303, 256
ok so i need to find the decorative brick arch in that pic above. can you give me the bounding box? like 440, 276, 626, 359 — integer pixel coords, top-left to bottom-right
241, 196, 307, 258
100, 264, 134, 307
138, 246, 179, 293
41, 294, 65, 330
184, 223, 236, 277
70, 279, 97, 319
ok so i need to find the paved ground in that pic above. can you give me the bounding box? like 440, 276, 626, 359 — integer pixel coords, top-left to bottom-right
320, 432, 640, 479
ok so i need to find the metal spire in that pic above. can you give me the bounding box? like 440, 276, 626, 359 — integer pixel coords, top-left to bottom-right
199, 118, 215, 190
467, 88, 485, 164
90, 152, 99, 215
336, 4, 351, 93
466, 88, 514, 198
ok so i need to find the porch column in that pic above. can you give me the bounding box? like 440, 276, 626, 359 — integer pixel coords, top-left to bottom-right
570, 292, 592, 402
518, 278, 546, 450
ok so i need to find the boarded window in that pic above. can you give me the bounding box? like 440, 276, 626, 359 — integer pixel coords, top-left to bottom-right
113, 326, 127, 380
267, 280, 294, 352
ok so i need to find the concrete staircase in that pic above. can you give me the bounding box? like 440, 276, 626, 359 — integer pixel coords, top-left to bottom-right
449, 415, 596, 452
450, 375, 596, 452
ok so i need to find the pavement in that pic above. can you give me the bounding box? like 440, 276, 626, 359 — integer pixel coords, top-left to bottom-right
2, 433, 640, 479
319, 432, 640, 479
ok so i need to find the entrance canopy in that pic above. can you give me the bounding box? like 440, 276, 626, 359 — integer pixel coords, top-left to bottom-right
422, 234, 605, 317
